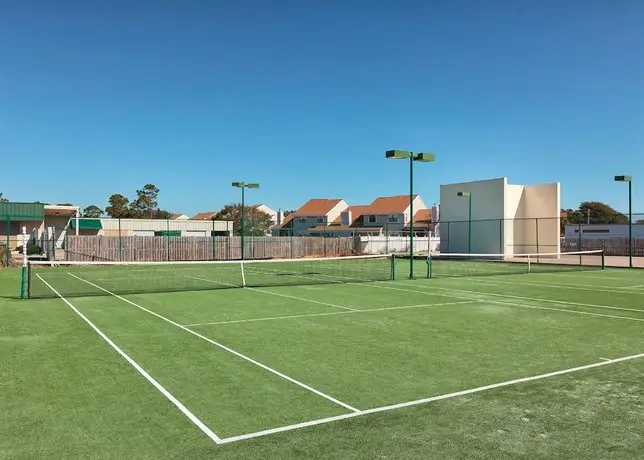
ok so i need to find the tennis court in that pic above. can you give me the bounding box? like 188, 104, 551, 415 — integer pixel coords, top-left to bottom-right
2, 253, 644, 459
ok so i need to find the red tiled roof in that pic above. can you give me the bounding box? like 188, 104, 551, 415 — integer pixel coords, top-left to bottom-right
367, 195, 418, 213
413, 208, 432, 224
279, 199, 344, 227
191, 211, 218, 220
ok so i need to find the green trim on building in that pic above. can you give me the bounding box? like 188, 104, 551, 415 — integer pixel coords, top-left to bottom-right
0, 202, 45, 220
154, 230, 182, 237
70, 218, 103, 230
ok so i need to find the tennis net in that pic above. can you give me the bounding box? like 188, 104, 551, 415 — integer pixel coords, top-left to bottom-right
27, 254, 394, 299
427, 250, 605, 278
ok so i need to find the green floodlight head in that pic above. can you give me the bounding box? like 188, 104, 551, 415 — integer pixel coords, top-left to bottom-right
413, 152, 436, 162
231, 182, 244, 187
246, 183, 260, 189
457, 191, 471, 197
385, 149, 412, 159
614, 175, 632, 182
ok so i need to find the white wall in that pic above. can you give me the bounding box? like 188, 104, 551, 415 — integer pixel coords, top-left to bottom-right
504, 183, 524, 256
516, 182, 560, 254
440, 178, 506, 254
440, 177, 560, 256
565, 224, 644, 239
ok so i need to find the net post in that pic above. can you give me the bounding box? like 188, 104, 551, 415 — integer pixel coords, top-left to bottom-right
391, 254, 396, 280
65, 231, 69, 261
20, 226, 28, 299
601, 250, 605, 269
426, 254, 431, 279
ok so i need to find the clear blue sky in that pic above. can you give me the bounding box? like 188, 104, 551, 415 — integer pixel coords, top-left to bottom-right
2, 0, 643, 215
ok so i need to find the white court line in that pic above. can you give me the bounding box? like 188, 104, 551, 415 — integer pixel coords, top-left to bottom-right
392, 282, 644, 316
183, 300, 477, 327
35, 274, 223, 445
219, 351, 644, 444
365, 282, 644, 323
68, 273, 360, 413
456, 276, 644, 296
184, 275, 358, 312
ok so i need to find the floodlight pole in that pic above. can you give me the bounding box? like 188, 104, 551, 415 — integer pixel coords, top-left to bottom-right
409, 153, 414, 273
614, 175, 633, 268
385, 150, 436, 279
232, 181, 260, 261
457, 192, 472, 254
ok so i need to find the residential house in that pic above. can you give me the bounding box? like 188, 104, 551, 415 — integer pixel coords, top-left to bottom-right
191, 211, 219, 220
307, 205, 382, 236
274, 199, 348, 236
170, 213, 189, 220
251, 204, 283, 231
357, 195, 428, 235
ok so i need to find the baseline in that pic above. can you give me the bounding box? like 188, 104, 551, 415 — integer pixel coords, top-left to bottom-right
35, 274, 223, 445
68, 273, 360, 413
219, 351, 644, 444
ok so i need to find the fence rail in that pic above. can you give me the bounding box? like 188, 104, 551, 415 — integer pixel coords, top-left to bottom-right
66, 235, 360, 262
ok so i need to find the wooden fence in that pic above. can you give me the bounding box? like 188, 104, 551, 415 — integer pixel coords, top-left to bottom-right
66, 235, 359, 262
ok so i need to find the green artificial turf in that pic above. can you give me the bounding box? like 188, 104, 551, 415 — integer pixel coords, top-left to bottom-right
1, 262, 643, 459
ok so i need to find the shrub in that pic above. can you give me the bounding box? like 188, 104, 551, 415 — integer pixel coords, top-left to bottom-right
15, 244, 43, 255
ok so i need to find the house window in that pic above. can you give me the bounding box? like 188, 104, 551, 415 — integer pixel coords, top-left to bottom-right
388, 215, 399, 223
297, 217, 307, 224
368, 215, 376, 223
316, 217, 325, 224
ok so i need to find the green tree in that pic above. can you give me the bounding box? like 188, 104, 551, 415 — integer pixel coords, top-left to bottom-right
0, 193, 7, 202
105, 194, 131, 218
56, 203, 74, 206
129, 184, 160, 218
567, 202, 628, 225
82, 205, 103, 218
215, 204, 274, 236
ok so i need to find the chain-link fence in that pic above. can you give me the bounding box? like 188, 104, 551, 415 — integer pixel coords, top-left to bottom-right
438, 214, 644, 257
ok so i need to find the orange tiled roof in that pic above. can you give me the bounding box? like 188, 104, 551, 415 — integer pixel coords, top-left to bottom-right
191, 211, 218, 220
367, 195, 418, 213
279, 199, 343, 227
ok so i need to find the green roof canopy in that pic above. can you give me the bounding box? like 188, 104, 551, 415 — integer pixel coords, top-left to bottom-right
0, 202, 45, 221
70, 218, 103, 230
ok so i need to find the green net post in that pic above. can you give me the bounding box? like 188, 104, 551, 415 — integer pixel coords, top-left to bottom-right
51, 229, 56, 260
20, 226, 28, 299
427, 254, 432, 278
601, 250, 605, 269
391, 254, 396, 280
65, 231, 69, 261
118, 218, 123, 261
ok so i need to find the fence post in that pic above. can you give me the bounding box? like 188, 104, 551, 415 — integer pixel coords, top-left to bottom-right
535, 218, 540, 262
211, 219, 217, 260
290, 229, 294, 259
65, 232, 69, 261
323, 222, 327, 257
118, 218, 123, 261
577, 222, 582, 252
166, 219, 171, 261
385, 222, 389, 254
5, 216, 10, 266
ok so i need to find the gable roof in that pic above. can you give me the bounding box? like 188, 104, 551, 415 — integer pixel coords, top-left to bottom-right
366, 195, 419, 214
330, 205, 371, 225
413, 208, 432, 224
279, 199, 344, 227
191, 211, 218, 220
